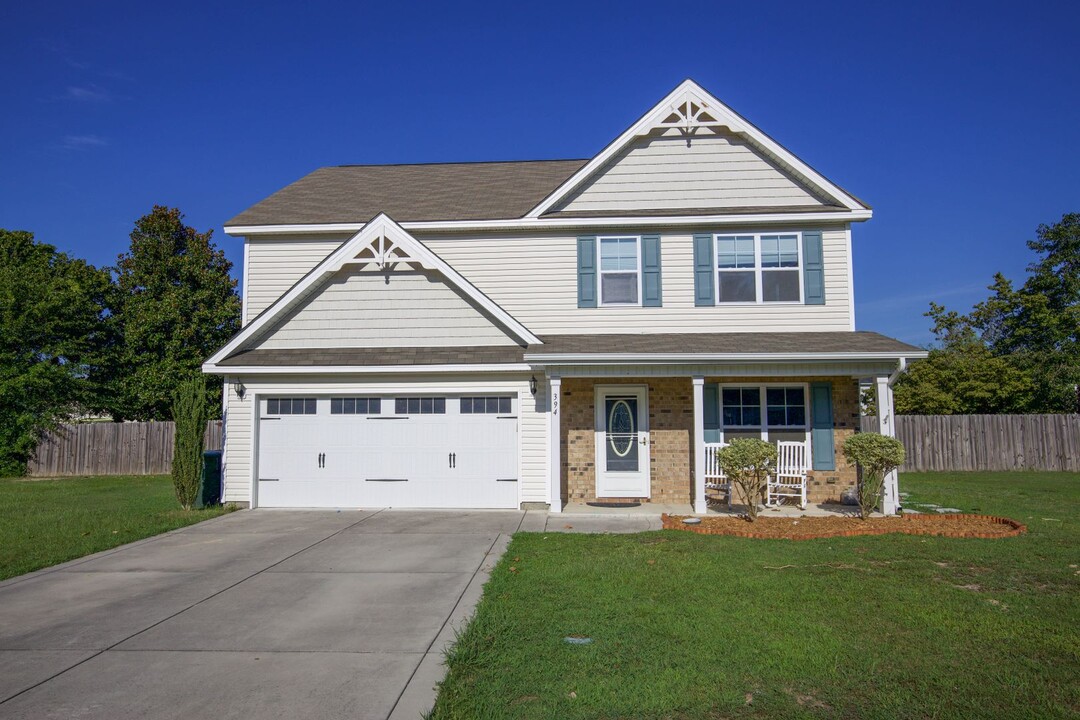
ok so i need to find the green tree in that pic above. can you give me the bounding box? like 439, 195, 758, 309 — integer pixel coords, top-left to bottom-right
106, 206, 240, 420
171, 376, 209, 510
893, 213, 1079, 414
891, 304, 1037, 414
969, 214, 1080, 411
0, 230, 112, 475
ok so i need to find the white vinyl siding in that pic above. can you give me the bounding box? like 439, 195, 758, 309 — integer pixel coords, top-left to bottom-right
222, 376, 546, 507
556, 130, 831, 214
423, 226, 852, 333
249, 269, 519, 349
222, 387, 253, 504
244, 236, 345, 323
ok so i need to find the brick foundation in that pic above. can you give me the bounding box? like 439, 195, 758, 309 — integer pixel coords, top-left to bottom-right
557, 376, 861, 506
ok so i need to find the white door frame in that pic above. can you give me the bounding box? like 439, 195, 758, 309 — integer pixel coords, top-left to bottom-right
593, 384, 650, 498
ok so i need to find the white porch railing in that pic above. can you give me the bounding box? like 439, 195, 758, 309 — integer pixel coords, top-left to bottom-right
702, 440, 810, 509
704, 442, 729, 504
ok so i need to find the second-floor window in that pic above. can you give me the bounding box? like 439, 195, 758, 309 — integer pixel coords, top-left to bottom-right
598, 236, 640, 306
716, 233, 802, 304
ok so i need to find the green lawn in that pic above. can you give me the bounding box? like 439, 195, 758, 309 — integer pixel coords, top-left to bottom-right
432, 472, 1080, 719
0, 475, 233, 581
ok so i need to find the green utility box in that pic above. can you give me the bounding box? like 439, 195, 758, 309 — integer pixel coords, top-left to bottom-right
197, 450, 223, 508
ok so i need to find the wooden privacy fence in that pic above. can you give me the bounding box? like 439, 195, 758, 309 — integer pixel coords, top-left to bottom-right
27, 421, 223, 477
860, 414, 1080, 472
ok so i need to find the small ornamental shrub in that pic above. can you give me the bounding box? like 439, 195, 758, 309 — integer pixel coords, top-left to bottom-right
171, 377, 209, 510
843, 433, 906, 519
717, 438, 777, 522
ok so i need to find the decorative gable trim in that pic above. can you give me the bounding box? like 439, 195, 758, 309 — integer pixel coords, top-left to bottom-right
204, 213, 541, 368
525, 79, 869, 218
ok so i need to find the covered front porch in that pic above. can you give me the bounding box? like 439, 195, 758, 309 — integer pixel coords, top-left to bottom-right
527, 333, 921, 517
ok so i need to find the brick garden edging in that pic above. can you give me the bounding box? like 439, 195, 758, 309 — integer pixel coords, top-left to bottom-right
660, 513, 1027, 541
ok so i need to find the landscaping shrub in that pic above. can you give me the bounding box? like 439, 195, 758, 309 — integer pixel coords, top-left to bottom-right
171, 377, 208, 510
716, 438, 776, 521
843, 433, 906, 519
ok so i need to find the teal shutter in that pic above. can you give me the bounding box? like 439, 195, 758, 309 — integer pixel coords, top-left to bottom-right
641, 234, 662, 307
810, 382, 835, 470
577, 236, 597, 308
704, 383, 721, 443
802, 230, 825, 305
693, 233, 714, 306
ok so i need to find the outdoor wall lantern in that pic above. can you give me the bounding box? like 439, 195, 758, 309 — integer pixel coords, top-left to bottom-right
530, 376, 537, 395
233, 380, 246, 400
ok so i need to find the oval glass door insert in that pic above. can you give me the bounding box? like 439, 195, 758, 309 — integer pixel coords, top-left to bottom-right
608, 399, 635, 457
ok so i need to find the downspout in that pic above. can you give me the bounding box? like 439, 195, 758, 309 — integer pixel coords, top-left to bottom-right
888, 357, 908, 386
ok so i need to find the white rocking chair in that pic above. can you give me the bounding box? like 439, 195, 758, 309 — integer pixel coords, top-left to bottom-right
768, 441, 808, 509
703, 442, 730, 505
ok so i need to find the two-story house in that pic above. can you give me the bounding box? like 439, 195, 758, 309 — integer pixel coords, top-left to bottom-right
203, 80, 925, 515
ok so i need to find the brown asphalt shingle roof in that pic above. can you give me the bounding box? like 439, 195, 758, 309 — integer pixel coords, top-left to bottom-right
225, 160, 589, 226
218, 332, 921, 367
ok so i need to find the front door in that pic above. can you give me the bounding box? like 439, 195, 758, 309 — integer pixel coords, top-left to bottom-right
595, 386, 650, 498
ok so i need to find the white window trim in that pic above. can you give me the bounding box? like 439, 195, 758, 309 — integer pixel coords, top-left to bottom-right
714, 231, 805, 305
718, 382, 811, 447
597, 235, 643, 307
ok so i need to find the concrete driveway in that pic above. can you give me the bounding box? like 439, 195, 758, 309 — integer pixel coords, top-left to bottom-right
0, 509, 525, 720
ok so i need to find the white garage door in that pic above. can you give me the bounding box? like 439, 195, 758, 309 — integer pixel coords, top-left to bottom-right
256, 394, 519, 509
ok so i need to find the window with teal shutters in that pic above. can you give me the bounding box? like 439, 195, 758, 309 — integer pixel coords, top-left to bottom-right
810, 382, 835, 470
641, 234, 662, 307
577, 236, 597, 308
693, 234, 714, 306
802, 230, 825, 305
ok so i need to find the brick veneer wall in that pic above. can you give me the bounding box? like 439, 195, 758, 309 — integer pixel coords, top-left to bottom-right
558, 376, 861, 506
561, 378, 693, 505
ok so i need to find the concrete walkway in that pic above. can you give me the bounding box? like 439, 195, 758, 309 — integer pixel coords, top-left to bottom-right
0, 509, 526, 720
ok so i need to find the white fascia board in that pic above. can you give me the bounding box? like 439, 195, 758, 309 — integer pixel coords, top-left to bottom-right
225, 209, 872, 237
203, 363, 534, 375
524, 351, 929, 365
524, 79, 868, 218
205, 213, 540, 366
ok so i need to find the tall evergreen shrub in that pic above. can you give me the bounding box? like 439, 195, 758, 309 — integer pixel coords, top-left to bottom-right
171, 377, 209, 510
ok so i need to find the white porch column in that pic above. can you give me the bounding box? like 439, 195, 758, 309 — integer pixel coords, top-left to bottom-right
548, 375, 563, 513
692, 376, 707, 514
875, 374, 899, 515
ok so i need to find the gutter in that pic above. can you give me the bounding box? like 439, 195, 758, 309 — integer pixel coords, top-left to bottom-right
225, 209, 873, 237
523, 351, 929, 365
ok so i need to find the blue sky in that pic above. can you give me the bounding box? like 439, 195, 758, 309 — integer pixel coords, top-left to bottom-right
2, 0, 1077, 345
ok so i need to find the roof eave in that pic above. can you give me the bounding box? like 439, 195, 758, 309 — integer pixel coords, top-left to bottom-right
523, 351, 929, 365
225, 208, 873, 237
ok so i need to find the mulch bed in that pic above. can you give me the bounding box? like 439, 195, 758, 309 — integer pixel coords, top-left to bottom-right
661, 513, 1026, 540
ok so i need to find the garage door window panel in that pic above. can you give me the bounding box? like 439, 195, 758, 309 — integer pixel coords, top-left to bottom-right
395, 397, 446, 415
330, 397, 381, 415
460, 396, 512, 414
266, 398, 317, 415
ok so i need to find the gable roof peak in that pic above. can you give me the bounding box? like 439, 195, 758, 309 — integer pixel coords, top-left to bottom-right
526, 79, 869, 217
